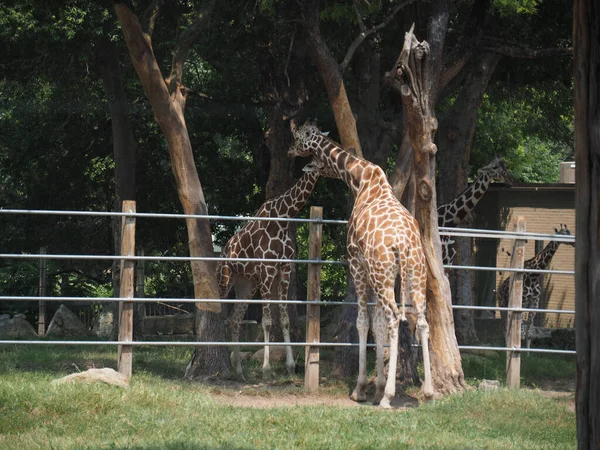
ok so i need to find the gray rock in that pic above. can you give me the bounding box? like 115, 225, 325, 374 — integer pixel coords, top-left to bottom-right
46, 304, 93, 338
0, 314, 10, 321
0, 315, 38, 338
51, 368, 129, 388
478, 379, 501, 391
14, 313, 27, 320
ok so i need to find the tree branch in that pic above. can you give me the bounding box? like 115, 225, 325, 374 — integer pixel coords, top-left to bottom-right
340, 0, 416, 73
141, 0, 163, 35
168, 0, 217, 88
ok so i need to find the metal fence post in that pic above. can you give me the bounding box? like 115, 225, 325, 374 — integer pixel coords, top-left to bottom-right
305, 206, 323, 392
118, 200, 136, 378
506, 216, 526, 388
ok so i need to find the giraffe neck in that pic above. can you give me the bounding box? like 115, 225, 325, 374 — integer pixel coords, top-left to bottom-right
438, 172, 492, 227
257, 169, 321, 218
525, 241, 562, 270
312, 137, 378, 198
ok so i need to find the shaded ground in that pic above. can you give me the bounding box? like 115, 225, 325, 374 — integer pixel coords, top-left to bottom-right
204, 376, 575, 411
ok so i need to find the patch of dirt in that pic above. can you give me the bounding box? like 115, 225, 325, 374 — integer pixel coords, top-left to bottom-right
533, 378, 576, 412
205, 379, 419, 410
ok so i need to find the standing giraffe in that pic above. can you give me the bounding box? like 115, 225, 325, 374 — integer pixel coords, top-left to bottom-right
219, 159, 328, 379
289, 120, 433, 407
437, 155, 513, 265
497, 224, 575, 345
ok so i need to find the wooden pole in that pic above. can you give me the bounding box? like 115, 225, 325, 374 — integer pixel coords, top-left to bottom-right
305, 206, 323, 392
134, 248, 146, 338
506, 216, 526, 389
118, 200, 136, 378
38, 247, 47, 336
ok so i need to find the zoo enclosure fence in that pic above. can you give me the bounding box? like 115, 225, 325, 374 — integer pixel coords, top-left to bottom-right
0, 207, 576, 390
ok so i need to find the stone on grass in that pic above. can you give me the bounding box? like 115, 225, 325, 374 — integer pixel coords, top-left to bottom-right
0, 314, 38, 338
478, 379, 501, 391
51, 368, 129, 388
46, 304, 93, 338
251, 346, 294, 363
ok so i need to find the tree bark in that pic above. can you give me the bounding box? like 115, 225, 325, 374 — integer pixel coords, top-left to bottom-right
395, 27, 466, 395
573, 0, 600, 447
302, 0, 362, 154
96, 33, 137, 339
113, 1, 230, 377
436, 50, 501, 344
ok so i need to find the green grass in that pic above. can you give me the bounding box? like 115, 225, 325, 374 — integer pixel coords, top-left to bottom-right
0, 345, 576, 450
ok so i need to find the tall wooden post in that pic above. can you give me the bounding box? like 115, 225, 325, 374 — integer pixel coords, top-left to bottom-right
118, 200, 136, 378
506, 216, 526, 388
38, 247, 47, 336
305, 206, 323, 392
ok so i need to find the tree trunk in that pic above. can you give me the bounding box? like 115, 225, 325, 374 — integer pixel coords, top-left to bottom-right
394, 27, 466, 395
436, 50, 501, 344
301, 0, 366, 378
113, 1, 230, 378
96, 33, 137, 340
573, 0, 600, 447
303, 0, 362, 154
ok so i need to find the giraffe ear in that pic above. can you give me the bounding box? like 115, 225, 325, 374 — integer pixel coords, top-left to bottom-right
321, 131, 330, 136
290, 119, 299, 134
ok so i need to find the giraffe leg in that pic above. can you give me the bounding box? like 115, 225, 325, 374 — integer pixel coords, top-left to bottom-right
372, 305, 387, 405
259, 266, 278, 380
350, 263, 369, 403
228, 279, 256, 380
380, 305, 400, 409
412, 288, 434, 401
278, 263, 295, 376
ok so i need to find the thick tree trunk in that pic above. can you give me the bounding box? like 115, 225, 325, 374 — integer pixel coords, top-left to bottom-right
113, 1, 230, 377
436, 50, 501, 344
96, 33, 137, 339
573, 0, 600, 447
395, 27, 466, 395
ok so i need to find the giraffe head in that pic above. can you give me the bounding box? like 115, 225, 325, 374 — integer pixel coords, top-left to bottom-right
479, 155, 513, 185
302, 158, 340, 179
288, 119, 325, 158
553, 223, 575, 247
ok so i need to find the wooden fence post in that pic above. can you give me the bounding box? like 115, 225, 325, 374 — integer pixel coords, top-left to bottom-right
305, 206, 323, 392
38, 247, 47, 336
118, 201, 136, 378
506, 216, 526, 388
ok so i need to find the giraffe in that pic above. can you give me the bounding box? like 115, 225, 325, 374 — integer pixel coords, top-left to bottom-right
288, 119, 433, 407
218, 159, 329, 379
497, 224, 575, 345
437, 155, 513, 265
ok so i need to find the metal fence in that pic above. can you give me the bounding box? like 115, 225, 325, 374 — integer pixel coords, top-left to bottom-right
0, 208, 576, 386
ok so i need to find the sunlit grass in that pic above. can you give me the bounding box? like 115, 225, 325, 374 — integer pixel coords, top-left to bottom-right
0, 344, 576, 450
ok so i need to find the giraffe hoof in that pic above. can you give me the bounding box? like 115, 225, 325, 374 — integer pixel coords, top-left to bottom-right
378, 400, 393, 409
373, 391, 384, 405
350, 390, 367, 402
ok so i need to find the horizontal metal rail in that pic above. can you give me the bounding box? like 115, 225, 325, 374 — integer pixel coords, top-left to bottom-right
0, 253, 574, 275
446, 264, 575, 275
0, 208, 347, 225
0, 253, 346, 265
0, 340, 576, 355
0, 209, 576, 242
0, 296, 576, 315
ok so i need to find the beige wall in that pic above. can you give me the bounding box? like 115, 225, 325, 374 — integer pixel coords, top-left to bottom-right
495, 207, 575, 327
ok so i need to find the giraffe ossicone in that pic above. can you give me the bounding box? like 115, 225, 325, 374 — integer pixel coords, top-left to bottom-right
289, 119, 434, 406
218, 158, 328, 380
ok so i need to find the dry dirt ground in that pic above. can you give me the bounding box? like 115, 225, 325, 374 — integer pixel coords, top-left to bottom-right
205, 378, 575, 411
